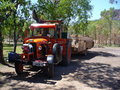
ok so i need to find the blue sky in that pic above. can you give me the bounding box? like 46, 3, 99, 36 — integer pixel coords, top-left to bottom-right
90, 0, 120, 20
31, 0, 120, 20
31, 0, 37, 4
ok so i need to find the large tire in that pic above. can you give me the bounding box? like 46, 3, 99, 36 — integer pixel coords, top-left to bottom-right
53, 43, 62, 64
15, 62, 23, 75
47, 63, 54, 78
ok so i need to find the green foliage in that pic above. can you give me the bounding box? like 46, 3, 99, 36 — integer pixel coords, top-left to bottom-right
101, 8, 114, 22
87, 8, 120, 46
0, 1, 15, 23
0, 0, 33, 63
100, 8, 115, 45
0, 0, 32, 38
0, 1, 15, 63
0, 0, 15, 40
36, 0, 92, 33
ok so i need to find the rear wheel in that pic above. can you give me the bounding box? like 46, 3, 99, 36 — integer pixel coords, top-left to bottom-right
15, 62, 23, 75
61, 41, 71, 66
62, 52, 70, 66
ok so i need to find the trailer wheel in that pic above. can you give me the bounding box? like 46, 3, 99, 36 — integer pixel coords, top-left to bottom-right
81, 50, 87, 56
47, 63, 54, 78
15, 62, 23, 75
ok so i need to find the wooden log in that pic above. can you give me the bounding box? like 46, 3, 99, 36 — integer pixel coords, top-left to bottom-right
70, 35, 94, 54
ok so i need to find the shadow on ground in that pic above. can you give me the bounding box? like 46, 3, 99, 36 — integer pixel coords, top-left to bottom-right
0, 59, 81, 83
72, 50, 118, 60
72, 51, 120, 90
0, 50, 120, 89
74, 62, 120, 90
0, 60, 81, 89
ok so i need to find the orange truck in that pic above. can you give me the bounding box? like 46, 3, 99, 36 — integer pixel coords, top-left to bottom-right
8, 20, 71, 78
8, 10, 94, 78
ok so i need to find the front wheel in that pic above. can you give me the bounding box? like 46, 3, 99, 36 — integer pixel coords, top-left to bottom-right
47, 63, 54, 78
53, 43, 62, 64
15, 62, 23, 75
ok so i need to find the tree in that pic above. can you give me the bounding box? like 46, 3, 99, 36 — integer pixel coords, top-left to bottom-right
35, 0, 92, 33
101, 8, 115, 46
109, 0, 118, 4
87, 8, 120, 46
8, 0, 31, 52
0, 0, 15, 64
0, 0, 32, 63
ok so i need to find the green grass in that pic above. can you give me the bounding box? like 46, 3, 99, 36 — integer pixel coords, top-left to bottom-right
0, 63, 3, 66
107, 44, 120, 47
0, 63, 4, 68
3, 44, 22, 60
99, 44, 120, 48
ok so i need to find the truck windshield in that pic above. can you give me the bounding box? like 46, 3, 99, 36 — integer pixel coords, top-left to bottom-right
33, 28, 55, 37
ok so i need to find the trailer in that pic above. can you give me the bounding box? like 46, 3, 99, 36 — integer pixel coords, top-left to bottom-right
71, 35, 94, 55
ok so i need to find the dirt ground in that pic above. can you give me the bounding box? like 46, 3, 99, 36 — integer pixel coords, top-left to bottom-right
0, 47, 120, 90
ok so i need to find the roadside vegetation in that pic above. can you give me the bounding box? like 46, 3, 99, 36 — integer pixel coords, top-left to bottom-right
3, 44, 22, 62
86, 10, 120, 46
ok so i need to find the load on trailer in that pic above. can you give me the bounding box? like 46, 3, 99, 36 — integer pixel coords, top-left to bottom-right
71, 35, 94, 55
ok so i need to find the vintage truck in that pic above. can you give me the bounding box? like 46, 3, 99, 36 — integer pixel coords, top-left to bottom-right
8, 10, 94, 78
8, 20, 71, 78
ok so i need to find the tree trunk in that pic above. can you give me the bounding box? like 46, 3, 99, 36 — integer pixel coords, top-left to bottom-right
13, 11, 17, 52
9, 30, 11, 45
109, 23, 112, 46
94, 29, 97, 43
109, 21, 112, 46
13, 29, 17, 52
0, 29, 5, 64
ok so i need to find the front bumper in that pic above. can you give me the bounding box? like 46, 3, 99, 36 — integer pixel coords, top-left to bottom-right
9, 59, 48, 67
8, 52, 54, 67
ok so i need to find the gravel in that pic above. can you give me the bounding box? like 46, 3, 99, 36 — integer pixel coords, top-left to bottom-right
0, 47, 120, 90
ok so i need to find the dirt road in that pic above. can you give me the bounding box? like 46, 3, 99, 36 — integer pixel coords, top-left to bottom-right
0, 47, 120, 90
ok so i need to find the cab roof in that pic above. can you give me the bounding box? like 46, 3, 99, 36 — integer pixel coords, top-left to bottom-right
30, 23, 57, 30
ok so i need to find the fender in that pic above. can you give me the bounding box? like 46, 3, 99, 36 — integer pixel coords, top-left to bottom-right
47, 55, 54, 64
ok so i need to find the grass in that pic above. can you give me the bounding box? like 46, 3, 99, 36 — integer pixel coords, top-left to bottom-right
106, 44, 120, 47
0, 63, 3, 66
0, 63, 4, 68
96, 44, 120, 48
3, 44, 22, 60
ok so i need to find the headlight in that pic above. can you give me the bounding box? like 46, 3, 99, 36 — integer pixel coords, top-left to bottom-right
22, 46, 30, 53
48, 42, 51, 44
22, 44, 33, 53
38, 46, 42, 50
